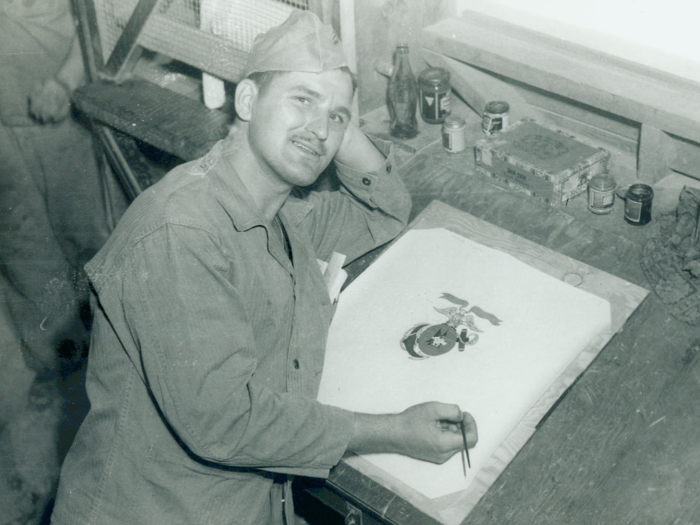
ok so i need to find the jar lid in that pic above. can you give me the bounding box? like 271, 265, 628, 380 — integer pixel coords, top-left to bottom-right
628, 183, 654, 200
588, 174, 617, 191
443, 115, 466, 130
419, 67, 450, 86
484, 100, 510, 114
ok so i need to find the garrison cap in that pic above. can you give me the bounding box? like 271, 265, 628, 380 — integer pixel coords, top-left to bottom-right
244, 10, 347, 76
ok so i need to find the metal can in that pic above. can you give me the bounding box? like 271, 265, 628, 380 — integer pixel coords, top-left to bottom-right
623, 184, 654, 225
482, 101, 509, 135
442, 116, 466, 153
418, 67, 451, 124
587, 174, 617, 214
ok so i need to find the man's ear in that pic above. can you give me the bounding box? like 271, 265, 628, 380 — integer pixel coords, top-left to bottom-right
234, 79, 258, 122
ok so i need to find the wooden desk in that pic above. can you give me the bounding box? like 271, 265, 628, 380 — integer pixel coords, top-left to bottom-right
302, 110, 700, 524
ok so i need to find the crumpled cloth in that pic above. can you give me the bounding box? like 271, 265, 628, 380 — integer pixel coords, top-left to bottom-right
642, 186, 700, 325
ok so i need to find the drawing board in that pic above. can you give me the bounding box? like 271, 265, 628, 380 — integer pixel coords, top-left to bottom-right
318, 201, 649, 524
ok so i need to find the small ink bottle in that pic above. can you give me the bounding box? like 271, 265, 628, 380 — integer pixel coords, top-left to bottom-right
418, 67, 451, 124
442, 116, 466, 153
587, 174, 617, 214
623, 184, 654, 225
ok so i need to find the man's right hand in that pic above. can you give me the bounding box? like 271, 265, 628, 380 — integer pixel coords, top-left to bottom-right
347, 402, 478, 465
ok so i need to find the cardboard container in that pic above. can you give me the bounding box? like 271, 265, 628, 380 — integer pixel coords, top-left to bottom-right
474, 119, 611, 207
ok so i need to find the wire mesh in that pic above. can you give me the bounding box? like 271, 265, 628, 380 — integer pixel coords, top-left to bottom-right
94, 0, 310, 81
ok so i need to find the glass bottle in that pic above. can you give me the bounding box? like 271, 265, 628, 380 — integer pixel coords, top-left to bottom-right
387, 44, 419, 139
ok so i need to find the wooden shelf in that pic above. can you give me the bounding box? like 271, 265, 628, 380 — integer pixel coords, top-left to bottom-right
422, 12, 700, 145
72, 78, 232, 162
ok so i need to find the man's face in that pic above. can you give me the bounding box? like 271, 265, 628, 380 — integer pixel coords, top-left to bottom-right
247, 69, 354, 189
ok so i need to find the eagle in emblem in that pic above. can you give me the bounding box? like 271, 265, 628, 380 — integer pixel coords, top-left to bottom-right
400, 293, 502, 360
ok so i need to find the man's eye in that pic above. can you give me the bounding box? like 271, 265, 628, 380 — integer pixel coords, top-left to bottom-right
294, 97, 310, 105
330, 113, 345, 124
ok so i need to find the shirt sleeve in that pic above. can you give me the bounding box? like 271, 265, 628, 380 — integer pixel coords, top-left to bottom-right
121, 221, 355, 477
299, 135, 412, 264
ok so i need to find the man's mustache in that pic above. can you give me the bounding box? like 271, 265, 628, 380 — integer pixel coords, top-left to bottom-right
290, 134, 327, 157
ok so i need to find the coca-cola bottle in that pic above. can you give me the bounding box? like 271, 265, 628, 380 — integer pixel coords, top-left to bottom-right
387, 44, 419, 139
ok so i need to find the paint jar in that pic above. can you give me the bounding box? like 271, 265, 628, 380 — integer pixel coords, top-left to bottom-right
418, 67, 451, 124
482, 101, 509, 135
587, 174, 617, 214
442, 116, 466, 153
620, 183, 654, 225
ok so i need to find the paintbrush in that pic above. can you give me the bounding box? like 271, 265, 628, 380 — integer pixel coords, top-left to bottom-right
460, 418, 471, 475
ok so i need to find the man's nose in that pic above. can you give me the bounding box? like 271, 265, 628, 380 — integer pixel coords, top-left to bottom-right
305, 111, 329, 141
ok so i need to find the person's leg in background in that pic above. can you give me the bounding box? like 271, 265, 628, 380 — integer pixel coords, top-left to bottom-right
0, 274, 62, 525
0, 113, 127, 524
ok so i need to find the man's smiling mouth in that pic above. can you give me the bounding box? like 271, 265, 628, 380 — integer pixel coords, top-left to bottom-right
292, 140, 322, 157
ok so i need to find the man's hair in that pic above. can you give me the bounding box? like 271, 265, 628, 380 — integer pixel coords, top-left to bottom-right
245, 66, 357, 95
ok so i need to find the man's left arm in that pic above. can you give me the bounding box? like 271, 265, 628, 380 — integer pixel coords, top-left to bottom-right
301, 122, 412, 263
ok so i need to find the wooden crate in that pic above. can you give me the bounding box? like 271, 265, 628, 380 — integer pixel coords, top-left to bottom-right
474, 119, 610, 206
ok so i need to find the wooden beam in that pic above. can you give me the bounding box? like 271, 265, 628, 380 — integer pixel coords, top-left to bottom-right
421, 12, 700, 145
95, 126, 146, 200
638, 124, 674, 184
104, 0, 159, 78
669, 136, 700, 181
338, 0, 359, 124
72, 79, 231, 161
138, 15, 249, 84
72, 0, 104, 80
308, 0, 339, 34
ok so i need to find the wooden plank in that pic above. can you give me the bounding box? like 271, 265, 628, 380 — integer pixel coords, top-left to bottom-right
138, 15, 249, 84
72, 79, 231, 161
638, 124, 674, 184
669, 135, 700, 181
308, 0, 334, 28
104, 0, 159, 78
73, 0, 104, 80
95, 126, 143, 200
339, 0, 357, 71
94, 126, 173, 199
421, 13, 700, 145
512, 80, 640, 143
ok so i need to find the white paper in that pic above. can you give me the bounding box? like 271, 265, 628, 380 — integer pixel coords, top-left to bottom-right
318, 228, 611, 499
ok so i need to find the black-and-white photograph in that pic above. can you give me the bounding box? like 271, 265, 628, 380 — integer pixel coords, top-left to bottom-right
1, 1, 699, 524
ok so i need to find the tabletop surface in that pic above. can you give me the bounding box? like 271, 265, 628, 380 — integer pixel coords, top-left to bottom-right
325, 106, 700, 525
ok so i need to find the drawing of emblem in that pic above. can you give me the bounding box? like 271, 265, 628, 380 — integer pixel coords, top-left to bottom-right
400, 293, 502, 360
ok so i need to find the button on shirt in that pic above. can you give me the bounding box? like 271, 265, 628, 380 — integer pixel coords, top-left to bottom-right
52, 135, 411, 525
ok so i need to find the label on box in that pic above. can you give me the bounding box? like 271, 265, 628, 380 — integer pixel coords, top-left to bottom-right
491, 157, 555, 202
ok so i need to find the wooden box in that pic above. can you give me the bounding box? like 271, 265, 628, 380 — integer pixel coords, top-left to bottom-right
474, 119, 611, 207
